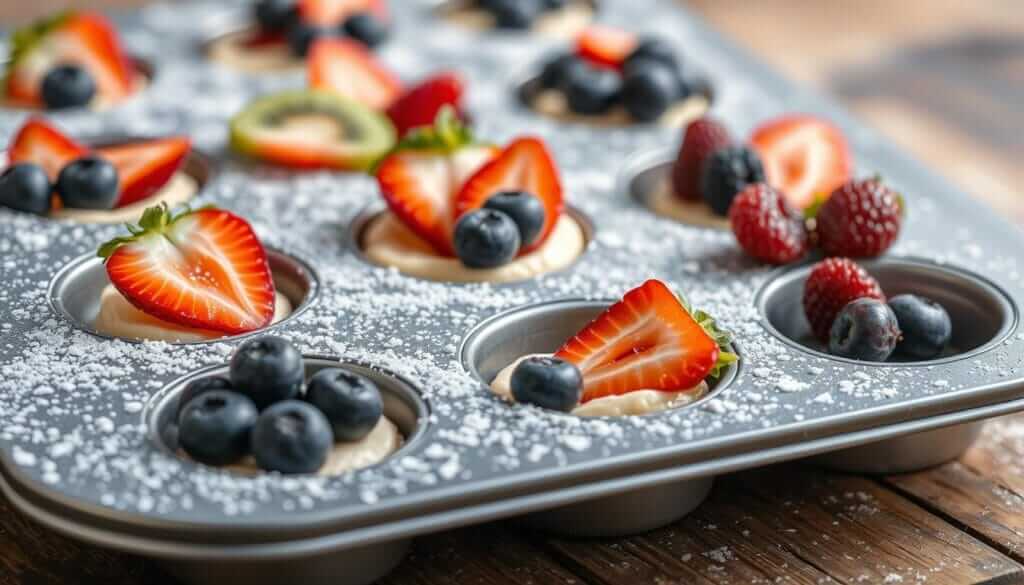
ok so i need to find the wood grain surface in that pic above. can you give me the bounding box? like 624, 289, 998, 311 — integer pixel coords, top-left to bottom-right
2, 1, 1024, 584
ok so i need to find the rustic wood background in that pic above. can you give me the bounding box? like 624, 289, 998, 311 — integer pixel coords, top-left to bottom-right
2, 1, 1024, 584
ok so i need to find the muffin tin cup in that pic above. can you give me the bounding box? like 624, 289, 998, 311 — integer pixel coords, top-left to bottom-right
0, 57, 157, 113
620, 147, 730, 230
435, 0, 600, 39
347, 204, 597, 285
47, 247, 320, 345
756, 256, 1017, 473
460, 299, 738, 536
140, 355, 430, 585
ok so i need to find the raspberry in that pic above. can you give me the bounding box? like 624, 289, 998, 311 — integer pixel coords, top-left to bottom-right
701, 145, 765, 216
670, 117, 731, 201
803, 257, 885, 342
728, 183, 807, 265
814, 178, 902, 258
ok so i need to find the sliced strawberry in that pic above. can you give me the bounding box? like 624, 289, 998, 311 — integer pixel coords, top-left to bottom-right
308, 39, 403, 111
4, 12, 136, 107
100, 206, 276, 335
454, 137, 563, 254
554, 280, 722, 402
7, 117, 88, 180
749, 114, 853, 210
95, 137, 191, 208
386, 73, 465, 137
575, 26, 638, 69
298, 0, 388, 26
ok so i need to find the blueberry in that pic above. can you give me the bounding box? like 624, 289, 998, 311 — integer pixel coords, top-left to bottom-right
483, 190, 546, 247
889, 294, 952, 359
510, 356, 582, 412
176, 375, 233, 420
342, 12, 389, 48
454, 208, 521, 269
539, 53, 589, 92
488, 0, 543, 29
40, 64, 97, 111
229, 336, 304, 409
543, 0, 568, 9
625, 37, 679, 71
287, 22, 333, 57
178, 390, 258, 466
828, 298, 901, 362
56, 156, 119, 210
620, 61, 679, 122
253, 0, 298, 33
0, 163, 52, 215
304, 367, 383, 442
251, 400, 333, 474
564, 64, 620, 115
700, 145, 766, 216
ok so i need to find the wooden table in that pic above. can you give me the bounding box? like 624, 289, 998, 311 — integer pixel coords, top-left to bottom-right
3, 2, 1024, 584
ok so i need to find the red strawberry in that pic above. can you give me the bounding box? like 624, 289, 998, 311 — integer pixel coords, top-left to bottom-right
386, 73, 465, 137
813, 178, 902, 258
454, 137, 563, 254
307, 39, 403, 111
299, 0, 388, 26
671, 117, 731, 201
99, 206, 276, 334
375, 112, 497, 255
803, 257, 885, 342
554, 280, 721, 402
4, 12, 136, 107
7, 117, 88, 180
95, 137, 191, 208
729, 183, 807, 265
750, 114, 852, 210
575, 26, 638, 69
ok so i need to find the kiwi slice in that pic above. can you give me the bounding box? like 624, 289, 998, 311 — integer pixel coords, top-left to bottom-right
230, 89, 396, 171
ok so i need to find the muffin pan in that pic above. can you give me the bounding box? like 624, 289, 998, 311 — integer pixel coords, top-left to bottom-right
3, 1, 1024, 583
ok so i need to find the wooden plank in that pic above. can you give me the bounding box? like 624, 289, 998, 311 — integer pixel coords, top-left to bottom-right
381, 524, 581, 585
884, 414, 1024, 564
540, 465, 1024, 585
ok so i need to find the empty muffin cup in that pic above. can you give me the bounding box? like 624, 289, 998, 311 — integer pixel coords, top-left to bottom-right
622, 148, 730, 230
756, 256, 1016, 365
460, 299, 738, 535
48, 247, 320, 345
349, 205, 595, 284
437, 0, 598, 39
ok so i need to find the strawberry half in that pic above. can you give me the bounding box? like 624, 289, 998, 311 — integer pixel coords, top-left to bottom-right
95, 137, 191, 208
386, 72, 465, 137
454, 137, 563, 254
298, 0, 388, 26
575, 26, 638, 69
4, 12, 136, 107
7, 117, 88, 180
554, 280, 732, 402
749, 114, 853, 210
308, 39, 403, 111
99, 205, 276, 335
375, 109, 497, 255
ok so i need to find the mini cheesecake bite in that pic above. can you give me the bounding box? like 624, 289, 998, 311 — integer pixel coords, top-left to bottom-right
0, 118, 197, 224
91, 204, 293, 343
489, 280, 736, 417
2, 11, 147, 111
363, 110, 587, 283
440, 0, 595, 38
173, 336, 403, 475
526, 27, 709, 127
206, 0, 391, 74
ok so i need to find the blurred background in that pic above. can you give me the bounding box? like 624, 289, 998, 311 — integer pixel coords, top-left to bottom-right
3, 0, 1022, 219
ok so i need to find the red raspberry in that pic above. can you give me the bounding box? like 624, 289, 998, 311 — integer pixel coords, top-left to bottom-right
814, 177, 902, 257
803, 257, 886, 342
728, 183, 808, 264
670, 116, 731, 201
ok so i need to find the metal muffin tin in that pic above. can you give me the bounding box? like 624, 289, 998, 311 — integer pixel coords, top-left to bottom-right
2, 0, 1024, 582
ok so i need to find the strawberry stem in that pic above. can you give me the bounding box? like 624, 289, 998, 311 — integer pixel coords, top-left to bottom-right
97, 203, 210, 259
